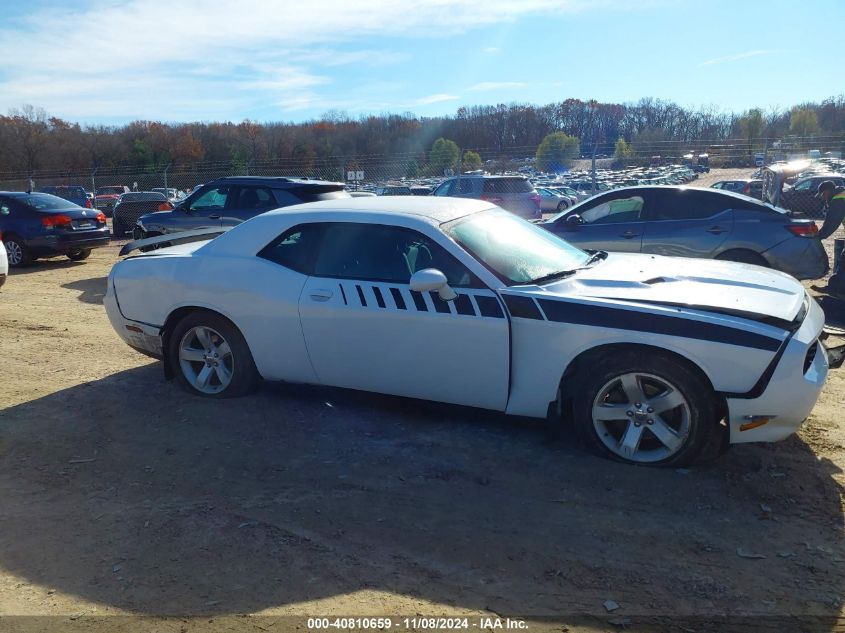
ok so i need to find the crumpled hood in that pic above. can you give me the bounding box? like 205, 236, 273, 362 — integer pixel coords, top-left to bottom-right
532, 253, 806, 325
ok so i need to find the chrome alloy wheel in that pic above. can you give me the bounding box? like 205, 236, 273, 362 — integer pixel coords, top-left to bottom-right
5, 240, 22, 266
178, 326, 234, 395
591, 372, 691, 463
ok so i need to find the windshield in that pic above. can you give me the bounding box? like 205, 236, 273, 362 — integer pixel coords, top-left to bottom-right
445, 208, 590, 285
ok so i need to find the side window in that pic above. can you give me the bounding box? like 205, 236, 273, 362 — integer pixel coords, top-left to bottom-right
794, 180, 814, 192
258, 224, 323, 273
649, 191, 729, 221
458, 179, 473, 194
235, 186, 274, 209
433, 180, 455, 196
579, 195, 645, 224
186, 186, 230, 212
313, 223, 480, 287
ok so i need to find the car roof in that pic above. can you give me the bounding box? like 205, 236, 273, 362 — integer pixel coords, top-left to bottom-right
263, 196, 494, 225
210, 176, 343, 187
582, 185, 766, 204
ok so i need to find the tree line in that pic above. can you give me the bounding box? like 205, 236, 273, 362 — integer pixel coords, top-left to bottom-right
1, 96, 844, 178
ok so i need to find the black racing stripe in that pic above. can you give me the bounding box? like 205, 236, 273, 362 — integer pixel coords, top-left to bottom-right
537, 298, 782, 352
454, 293, 475, 316
430, 292, 451, 313
410, 290, 428, 312
356, 285, 367, 307
475, 295, 504, 318
338, 283, 347, 305
503, 295, 543, 320
390, 287, 406, 310
372, 286, 386, 308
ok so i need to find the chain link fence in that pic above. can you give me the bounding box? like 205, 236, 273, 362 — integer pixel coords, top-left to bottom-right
1, 137, 843, 222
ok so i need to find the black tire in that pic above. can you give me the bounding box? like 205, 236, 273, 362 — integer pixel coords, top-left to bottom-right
715, 249, 768, 267
557, 200, 569, 212
4, 234, 33, 267
67, 248, 92, 261
168, 310, 259, 398
570, 349, 716, 467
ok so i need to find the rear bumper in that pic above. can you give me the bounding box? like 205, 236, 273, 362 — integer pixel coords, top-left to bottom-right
27, 230, 111, 257
762, 238, 828, 280
726, 298, 828, 443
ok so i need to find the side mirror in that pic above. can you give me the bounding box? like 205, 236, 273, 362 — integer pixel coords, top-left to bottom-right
410, 268, 457, 301
564, 214, 584, 228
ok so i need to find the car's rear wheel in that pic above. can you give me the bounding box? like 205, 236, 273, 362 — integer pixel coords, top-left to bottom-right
67, 248, 92, 261
168, 311, 258, 398
4, 235, 32, 267
571, 350, 716, 466
557, 200, 569, 212
716, 249, 768, 267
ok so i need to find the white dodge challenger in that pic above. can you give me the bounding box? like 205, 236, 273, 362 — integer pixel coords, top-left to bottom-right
105, 198, 842, 466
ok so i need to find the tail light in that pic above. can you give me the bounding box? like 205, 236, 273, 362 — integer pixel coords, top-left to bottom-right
480, 195, 503, 204
85, 198, 92, 208
787, 223, 819, 237
157, 202, 173, 211
743, 184, 751, 194
41, 214, 72, 228
96, 212, 107, 223
531, 193, 541, 207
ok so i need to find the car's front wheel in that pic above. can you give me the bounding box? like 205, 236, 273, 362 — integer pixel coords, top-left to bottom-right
168, 311, 258, 398
571, 350, 716, 466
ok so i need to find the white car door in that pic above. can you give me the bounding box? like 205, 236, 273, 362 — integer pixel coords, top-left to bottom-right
298, 222, 510, 410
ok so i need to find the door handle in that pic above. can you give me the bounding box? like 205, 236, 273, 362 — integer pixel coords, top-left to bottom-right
620, 231, 639, 239
208, 214, 221, 219
706, 226, 727, 235
310, 289, 333, 302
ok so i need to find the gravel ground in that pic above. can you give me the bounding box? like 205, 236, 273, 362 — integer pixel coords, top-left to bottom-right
2, 177, 845, 632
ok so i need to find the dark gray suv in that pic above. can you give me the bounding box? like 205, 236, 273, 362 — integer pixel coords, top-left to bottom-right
135, 176, 349, 238
432, 175, 541, 219
544, 186, 828, 280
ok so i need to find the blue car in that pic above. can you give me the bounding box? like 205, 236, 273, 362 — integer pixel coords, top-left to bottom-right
0, 192, 110, 267
39, 185, 92, 209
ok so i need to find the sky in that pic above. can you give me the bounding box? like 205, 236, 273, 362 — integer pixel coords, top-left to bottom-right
0, 0, 842, 125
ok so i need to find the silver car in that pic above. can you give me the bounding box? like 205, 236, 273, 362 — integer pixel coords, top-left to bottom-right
432, 175, 541, 218
543, 186, 828, 280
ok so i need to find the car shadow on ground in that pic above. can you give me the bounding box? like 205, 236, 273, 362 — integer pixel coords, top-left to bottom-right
0, 366, 843, 630
62, 277, 107, 305
8, 259, 86, 275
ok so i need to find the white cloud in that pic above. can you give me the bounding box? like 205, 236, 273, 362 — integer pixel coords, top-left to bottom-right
415, 94, 461, 105
0, 0, 595, 121
467, 82, 527, 92
698, 49, 777, 67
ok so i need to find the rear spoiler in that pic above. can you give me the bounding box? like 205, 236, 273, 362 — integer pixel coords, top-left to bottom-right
119, 227, 230, 256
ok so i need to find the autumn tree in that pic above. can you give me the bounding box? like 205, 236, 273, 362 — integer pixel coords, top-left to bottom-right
429, 137, 460, 175
790, 107, 819, 137
535, 132, 579, 172
462, 150, 482, 172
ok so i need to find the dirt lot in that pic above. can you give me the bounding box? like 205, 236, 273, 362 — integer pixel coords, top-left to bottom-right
2, 178, 845, 632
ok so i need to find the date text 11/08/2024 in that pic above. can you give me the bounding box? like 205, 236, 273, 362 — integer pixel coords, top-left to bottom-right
307, 617, 529, 630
